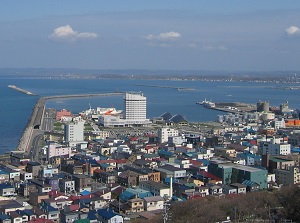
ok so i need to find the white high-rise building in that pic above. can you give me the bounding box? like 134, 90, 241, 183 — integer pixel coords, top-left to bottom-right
124, 92, 147, 120
64, 121, 85, 146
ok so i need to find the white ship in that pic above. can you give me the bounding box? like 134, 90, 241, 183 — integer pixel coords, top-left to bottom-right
197, 99, 216, 108
80, 104, 122, 117
96, 107, 123, 115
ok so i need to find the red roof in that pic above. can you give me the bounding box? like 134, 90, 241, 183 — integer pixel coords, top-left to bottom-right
115, 159, 127, 164
69, 204, 80, 211
97, 159, 117, 164
28, 218, 55, 223
249, 140, 257, 146
48, 190, 64, 198
189, 160, 203, 166
199, 170, 222, 182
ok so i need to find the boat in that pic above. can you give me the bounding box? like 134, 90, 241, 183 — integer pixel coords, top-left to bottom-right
81, 105, 123, 117
197, 99, 216, 108
96, 107, 123, 115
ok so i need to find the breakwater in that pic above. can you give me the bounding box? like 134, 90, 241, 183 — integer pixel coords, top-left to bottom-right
8, 85, 37, 96
136, 84, 195, 91
17, 92, 124, 153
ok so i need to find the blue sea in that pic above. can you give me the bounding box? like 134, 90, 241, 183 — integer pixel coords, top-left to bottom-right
1, 77, 299, 154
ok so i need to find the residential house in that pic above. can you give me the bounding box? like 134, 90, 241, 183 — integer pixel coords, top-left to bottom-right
143, 196, 164, 211
26, 162, 41, 178
173, 184, 195, 198
97, 209, 123, 223
60, 211, 79, 223
0, 183, 15, 197
274, 166, 300, 186
10, 153, 31, 166
208, 184, 223, 195
40, 165, 59, 178
7, 211, 22, 223
20, 171, 33, 181
29, 192, 49, 206
59, 179, 75, 194
222, 185, 237, 195
128, 198, 144, 213
96, 171, 116, 184
29, 179, 52, 194
19, 183, 37, 198
242, 180, 260, 192
0, 213, 11, 223
230, 183, 247, 194
139, 181, 171, 198
40, 205, 60, 222
16, 209, 37, 222
0, 170, 9, 183
72, 175, 92, 192
157, 164, 186, 179
0, 200, 25, 214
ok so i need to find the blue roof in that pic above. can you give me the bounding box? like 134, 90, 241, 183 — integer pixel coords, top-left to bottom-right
242, 180, 259, 186
0, 183, 13, 189
80, 190, 91, 196
158, 150, 174, 157
0, 170, 8, 175
88, 210, 97, 220
41, 205, 58, 212
98, 209, 118, 219
292, 148, 300, 153
100, 163, 111, 168
0, 214, 10, 220
198, 159, 210, 166
119, 190, 136, 202
17, 209, 35, 216
164, 177, 179, 185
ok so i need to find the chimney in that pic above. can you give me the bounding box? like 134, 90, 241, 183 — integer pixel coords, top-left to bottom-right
169, 176, 173, 198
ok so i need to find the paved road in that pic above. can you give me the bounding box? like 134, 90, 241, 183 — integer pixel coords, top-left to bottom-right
42, 108, 56, 131
29, 131, 44, 162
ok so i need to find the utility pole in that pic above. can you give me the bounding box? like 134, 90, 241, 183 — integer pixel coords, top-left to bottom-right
163, 203, 172, 223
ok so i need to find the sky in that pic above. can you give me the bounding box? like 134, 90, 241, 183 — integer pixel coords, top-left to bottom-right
1, 1, 300, 72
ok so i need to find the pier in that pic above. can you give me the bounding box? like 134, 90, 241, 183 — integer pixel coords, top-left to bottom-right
198, 101, 256, 114
17, 92, 124, 153
8, 85, 37, 96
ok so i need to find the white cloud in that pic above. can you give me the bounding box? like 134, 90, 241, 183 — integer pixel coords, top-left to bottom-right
50, 25, 97, 41
286, 26, 300, 36
145, 31, 181, 41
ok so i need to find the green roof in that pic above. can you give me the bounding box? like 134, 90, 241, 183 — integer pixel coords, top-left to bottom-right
75, 219, 90, 223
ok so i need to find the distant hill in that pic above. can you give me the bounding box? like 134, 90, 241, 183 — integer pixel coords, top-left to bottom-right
0, 68, 299, 81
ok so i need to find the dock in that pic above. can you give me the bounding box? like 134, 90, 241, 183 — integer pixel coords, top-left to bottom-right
198, 101, 256, 113
8, 85, 37, 96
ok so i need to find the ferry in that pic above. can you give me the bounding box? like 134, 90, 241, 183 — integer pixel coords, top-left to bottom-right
80, 104, 122, 117
196, 99, 216, 108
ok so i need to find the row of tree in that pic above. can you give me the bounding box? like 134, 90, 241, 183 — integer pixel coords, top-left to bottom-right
134, 185, 300, 223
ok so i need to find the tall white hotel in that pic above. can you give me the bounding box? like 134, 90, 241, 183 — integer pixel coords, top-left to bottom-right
124, 92, 147, 120
98, 92, 151, 127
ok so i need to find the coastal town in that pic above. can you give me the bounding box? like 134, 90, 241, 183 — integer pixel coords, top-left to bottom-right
1, 91, 300, 223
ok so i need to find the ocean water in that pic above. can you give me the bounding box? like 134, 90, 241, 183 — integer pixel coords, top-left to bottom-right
1, 77, 299, 154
